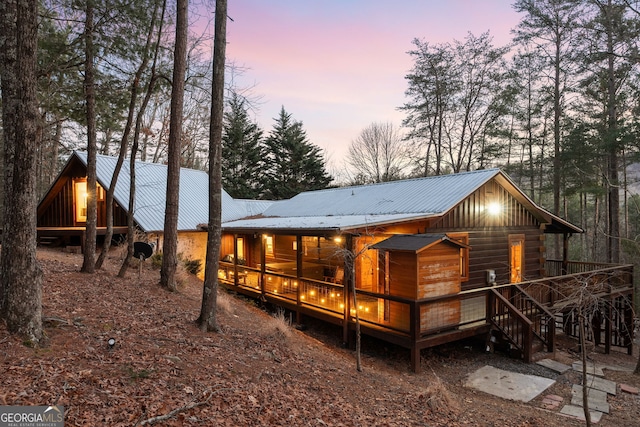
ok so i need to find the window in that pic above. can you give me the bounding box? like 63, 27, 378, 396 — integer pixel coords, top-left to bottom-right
509, 234, 525, 283
448, 233, 469, 282
237, 237, 244, 259
74, 180, 88, 223
265, 235, 274, 256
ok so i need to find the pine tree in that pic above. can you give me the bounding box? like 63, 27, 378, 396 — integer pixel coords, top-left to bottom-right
221, 92, 264, 199
263, 107, 332, 200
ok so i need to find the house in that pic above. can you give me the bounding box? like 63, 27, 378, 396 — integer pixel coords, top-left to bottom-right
38, 152, 634, 372
217, 169, 634, 372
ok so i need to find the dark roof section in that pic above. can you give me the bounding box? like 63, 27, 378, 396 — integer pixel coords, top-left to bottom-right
371, 234, 470, 253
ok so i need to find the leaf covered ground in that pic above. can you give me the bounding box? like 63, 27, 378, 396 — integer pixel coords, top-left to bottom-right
1, 248, 639, 426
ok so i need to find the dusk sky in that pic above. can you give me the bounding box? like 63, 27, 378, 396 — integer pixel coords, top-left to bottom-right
223, 1, 522, 170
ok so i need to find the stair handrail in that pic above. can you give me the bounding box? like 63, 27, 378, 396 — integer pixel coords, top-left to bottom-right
488, 288, 534, 362
514, 285, 555, 353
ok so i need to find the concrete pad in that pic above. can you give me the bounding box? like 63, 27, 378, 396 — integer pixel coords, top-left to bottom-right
465, 365, 555, 403
572, 361, 605, 377
571, 385, 610, 414
537, 358, 571, 374
560, 404, 603, 423
585, 374, 617, 395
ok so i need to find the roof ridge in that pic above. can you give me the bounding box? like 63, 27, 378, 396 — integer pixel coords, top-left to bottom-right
295, 168, 501, 196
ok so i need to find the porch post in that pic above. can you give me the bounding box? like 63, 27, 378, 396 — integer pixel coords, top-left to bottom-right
296, 235, 302, 324
342, 235, 353, 346
233, 234, 239, 286
260, 234, 266, 297
562, 233, 569, 275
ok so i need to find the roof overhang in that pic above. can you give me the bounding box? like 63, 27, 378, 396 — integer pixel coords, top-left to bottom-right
221, 213, 439, 234
371, 233, 470, 253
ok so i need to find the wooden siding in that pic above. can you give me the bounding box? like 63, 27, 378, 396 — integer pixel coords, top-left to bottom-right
427, 179, 545, 290
38, 177, 127, 228
388, 251, 416, 299
417, 246, 461, 298
433, 179, 540, 229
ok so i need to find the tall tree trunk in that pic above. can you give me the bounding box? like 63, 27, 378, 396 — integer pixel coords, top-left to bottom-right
81, 0, 97, 273
96, 0, 162, 270
0, 0, 43, 344
552, 35, 562, 260
199, 0, 227, 332
605, 0, 620, 264
160, 0, 188, 291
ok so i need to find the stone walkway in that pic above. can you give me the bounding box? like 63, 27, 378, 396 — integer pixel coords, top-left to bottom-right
536, 359, 638, 423
465, 358, 639, 424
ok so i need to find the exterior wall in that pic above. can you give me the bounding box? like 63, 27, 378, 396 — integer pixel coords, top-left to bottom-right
38, 164, 127, 228
417, 245, 461, 331
150, 231, 208, 278
429, 179, 545, 290
416, 245, 461, 298
388, 252, 416, 299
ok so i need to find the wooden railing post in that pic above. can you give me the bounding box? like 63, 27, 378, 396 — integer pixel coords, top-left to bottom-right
410, 301, 421, 373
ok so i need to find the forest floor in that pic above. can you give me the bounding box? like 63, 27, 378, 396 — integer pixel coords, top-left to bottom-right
1, 247, 640, 426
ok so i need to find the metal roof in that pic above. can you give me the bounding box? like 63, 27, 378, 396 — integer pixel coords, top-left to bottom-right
222, 169, 502, 231
73, 151, 253, 232
221, 213, 429, 232
222, 168, 582, 234
261, 169, 501, 218
371, 234, 468, 252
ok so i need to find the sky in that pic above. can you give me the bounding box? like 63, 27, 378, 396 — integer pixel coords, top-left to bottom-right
223, 0, 523, 171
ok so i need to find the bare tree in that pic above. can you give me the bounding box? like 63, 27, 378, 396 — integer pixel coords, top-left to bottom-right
346, 122, 410, 184
0, 0, 43, 344
160, 0, 188, 291
198, 0, 227, 332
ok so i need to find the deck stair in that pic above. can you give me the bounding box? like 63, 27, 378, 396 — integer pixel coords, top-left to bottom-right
488, 286, 555, 362
38, 235, 61, 247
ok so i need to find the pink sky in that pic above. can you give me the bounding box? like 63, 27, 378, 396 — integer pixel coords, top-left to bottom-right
224, 1, 522, 172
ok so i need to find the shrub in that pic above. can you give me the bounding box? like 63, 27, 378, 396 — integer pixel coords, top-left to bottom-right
182, 258, 201, 275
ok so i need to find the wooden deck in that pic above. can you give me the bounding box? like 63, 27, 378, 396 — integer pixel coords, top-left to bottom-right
218, 261, 634, 372
37, 226, 129, 251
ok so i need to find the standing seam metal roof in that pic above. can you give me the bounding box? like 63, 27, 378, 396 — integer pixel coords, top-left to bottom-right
74, 151, 256, 232
261, 169, 501, 217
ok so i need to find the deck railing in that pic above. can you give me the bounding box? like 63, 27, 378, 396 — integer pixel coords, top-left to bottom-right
218, 261, 633, 354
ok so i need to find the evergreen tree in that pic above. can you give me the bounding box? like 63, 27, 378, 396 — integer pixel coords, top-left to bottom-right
263, 107, 332, 200
221, 92, 264, 199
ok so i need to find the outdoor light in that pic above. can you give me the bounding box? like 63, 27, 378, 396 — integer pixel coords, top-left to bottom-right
108, 337, 116, 349
487, 202, 502, 216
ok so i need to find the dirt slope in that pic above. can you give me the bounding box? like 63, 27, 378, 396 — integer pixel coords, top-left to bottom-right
1, 248, 639, 426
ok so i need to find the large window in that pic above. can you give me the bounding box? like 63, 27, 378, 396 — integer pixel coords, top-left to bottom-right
449, 233, 469, 282
264, 235, 274, 256
509, 234, 525, 283
74, 180, 87, 223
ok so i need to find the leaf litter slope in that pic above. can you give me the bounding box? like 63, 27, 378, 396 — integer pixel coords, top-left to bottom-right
1, 248, 638, 426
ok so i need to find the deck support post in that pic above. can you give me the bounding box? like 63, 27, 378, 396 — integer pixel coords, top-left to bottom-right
409, 301, 420, 373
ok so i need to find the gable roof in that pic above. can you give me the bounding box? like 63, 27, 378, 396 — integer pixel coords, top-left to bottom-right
222, 169, 582, 234
68, 151, 270, 232
371, 234, 469, 253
